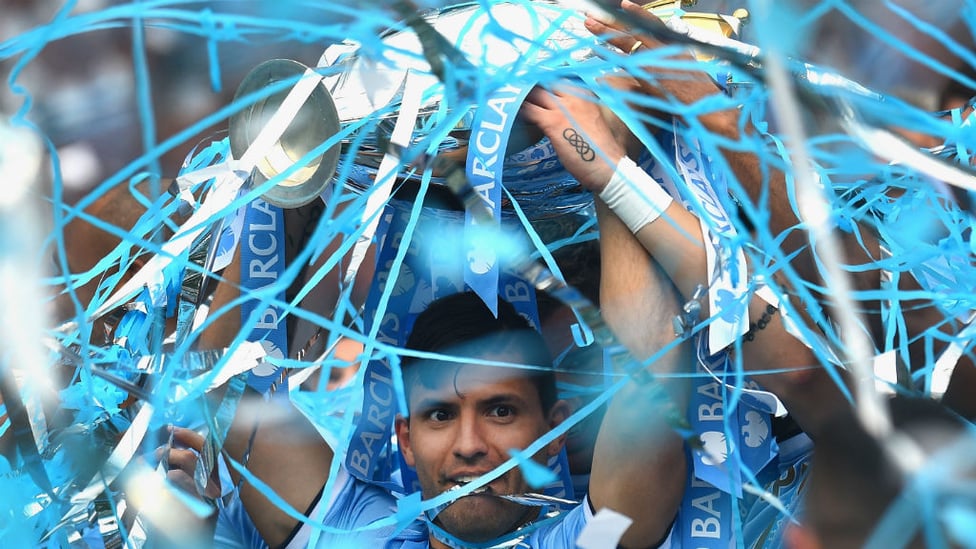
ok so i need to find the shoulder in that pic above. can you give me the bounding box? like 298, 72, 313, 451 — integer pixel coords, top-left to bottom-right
525, 500, 680, 549
294, 468, 427, 548
522, 501, 590, 548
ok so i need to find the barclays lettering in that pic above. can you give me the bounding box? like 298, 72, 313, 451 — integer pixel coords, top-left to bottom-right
688, 476, 724, 543
503, 280, 532, 304
247, 200, 282, 329
697, 382, 724, 421
240, 199, 288, 395
469, 84, 523, 187
464, 82, 533, 313
349, 366, 395, 478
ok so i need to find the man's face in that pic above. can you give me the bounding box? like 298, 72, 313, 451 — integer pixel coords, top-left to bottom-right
395, 354, 566, 545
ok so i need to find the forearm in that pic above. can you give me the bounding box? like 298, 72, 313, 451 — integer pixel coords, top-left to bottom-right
591, 0, 872, 309
601, 167, 851, 439
590, 396, 687, 549
591, 203, 690, 547
702, 107, 888, 315
597, 201, 684, 369
523, 85, 850, 440
597, 197, 692, 414
708, 93, 976, 423
222, 392, 334, 547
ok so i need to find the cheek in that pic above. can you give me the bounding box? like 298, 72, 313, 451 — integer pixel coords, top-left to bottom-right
494, 421, 549, 453
406, 429, 445, 469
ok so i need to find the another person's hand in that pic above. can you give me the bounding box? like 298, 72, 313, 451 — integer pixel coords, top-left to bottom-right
159, 426, 223, 503
585, 1, 727, 119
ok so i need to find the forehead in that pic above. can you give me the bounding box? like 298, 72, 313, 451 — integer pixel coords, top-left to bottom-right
405, 358, 544, 409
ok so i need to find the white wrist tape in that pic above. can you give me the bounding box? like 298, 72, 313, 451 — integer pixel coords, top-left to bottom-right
598, 157, 674, 233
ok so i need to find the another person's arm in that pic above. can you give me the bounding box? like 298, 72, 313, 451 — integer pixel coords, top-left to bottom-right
187, 202, 361, 546
586, 1, 976, 421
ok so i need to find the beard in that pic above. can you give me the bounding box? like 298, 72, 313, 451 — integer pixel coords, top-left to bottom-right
432, 493, 539, 543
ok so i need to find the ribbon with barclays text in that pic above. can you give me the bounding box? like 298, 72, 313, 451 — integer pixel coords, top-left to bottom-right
463, 81, 536, 317
635, 131, 778, 549
239, 199, 289, 395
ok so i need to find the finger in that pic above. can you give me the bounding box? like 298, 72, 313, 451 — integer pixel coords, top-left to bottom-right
620, 0, 663, 24
167, 470, 198, 496
518, 101, 544, 127
547, 81, 594, 101
615, 1, 671, 51
154, 445, 167, 463
524, 86, 558, 110
166, 447, 200, 473
518, 101, 555, 136
600, 73, 641, 93
583, 10, 627, 37
584, 14, 635, 51
170, 426, 205, 452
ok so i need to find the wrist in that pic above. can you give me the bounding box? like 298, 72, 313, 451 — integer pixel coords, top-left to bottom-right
586, 155, 623, 194
597, 157, 674, 233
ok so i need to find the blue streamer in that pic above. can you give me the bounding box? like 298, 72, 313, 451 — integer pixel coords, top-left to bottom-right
4, 0, 976, 546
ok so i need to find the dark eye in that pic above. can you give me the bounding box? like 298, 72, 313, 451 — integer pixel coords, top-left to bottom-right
428, 409, 453, 422
488, 405, 514, 418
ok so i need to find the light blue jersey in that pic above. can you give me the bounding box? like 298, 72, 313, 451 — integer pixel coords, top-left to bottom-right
214, 467, 425, 548
742, 433, 814, 549
215, 465, 677, 548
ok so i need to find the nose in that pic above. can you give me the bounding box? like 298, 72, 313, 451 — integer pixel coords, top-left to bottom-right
452, 412, 489, 462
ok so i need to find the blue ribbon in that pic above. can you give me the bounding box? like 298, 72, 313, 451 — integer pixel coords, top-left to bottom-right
679, 337, 779, 549
347, 201, 423, 487
239, 198, 289, 395
680, 464, 736, 548
463, 81, 536, 316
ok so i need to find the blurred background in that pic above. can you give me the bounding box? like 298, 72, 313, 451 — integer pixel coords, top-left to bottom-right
2, 0, 971, 202
1, 0, 339, 202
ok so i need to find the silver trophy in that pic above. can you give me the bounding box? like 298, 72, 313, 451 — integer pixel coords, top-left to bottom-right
229, 1, 597, 214
227, 1, 750, 215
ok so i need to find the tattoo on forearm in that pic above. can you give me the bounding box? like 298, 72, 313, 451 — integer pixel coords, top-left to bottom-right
562, 128, 596, 162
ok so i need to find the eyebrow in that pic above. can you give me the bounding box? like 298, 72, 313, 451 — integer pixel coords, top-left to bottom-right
411, 393, 528, 414
480, 394, 529, 410
412, 398, 457, 415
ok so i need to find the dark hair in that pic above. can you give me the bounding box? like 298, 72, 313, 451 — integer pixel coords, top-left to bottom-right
533, 239, 601, 324
806, 396, 972, 548
402, 292, 558, 414
938, 66, 975, 111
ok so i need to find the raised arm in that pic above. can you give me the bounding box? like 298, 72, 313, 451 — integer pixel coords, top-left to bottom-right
521, 85, 849, 440
593, 195, 691, 548
582, 1, 830, 279
186, 201, 355, 547
519, 88, 687, 547
585, 1, 976, 421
